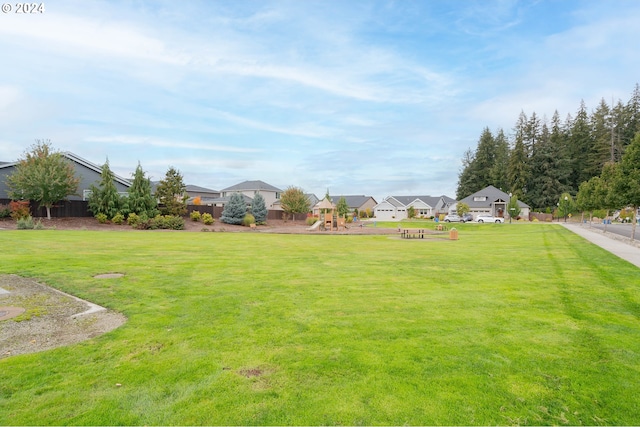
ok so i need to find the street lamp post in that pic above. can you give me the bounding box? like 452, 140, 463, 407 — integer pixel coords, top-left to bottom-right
508, 192, 512, 223
564, 196, 568, 223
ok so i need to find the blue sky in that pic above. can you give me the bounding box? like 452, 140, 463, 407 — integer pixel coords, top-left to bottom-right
1, 0, 639, 201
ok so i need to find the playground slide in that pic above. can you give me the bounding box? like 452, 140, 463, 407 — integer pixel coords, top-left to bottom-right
307, 220, 321, 231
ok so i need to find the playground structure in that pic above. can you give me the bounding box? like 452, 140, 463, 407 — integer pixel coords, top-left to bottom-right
308, 198, 348, 231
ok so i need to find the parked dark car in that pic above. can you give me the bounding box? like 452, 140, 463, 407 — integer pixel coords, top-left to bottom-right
460, 213, 473, 223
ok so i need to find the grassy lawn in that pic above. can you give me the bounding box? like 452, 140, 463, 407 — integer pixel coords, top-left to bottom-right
1, 224, 639, 425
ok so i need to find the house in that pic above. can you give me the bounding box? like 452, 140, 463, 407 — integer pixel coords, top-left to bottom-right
329, 195, 377, 216
207, 194, 254, 207
457, 185, 530, 220
373, 195, 455, 220
0, 152, 131, 201
185, 185, 220, 205
220, 180, 283, 209
273, 193, 319, 213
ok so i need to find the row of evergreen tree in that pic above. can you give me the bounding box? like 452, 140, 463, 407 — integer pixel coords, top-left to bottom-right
456, 84, 640, 211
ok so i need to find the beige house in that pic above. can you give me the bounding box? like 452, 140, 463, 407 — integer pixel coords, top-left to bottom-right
220, 180, 283, 209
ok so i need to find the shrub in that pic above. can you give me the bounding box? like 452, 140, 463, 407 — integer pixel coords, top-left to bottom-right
127, 212, 139, 226
112, 213, 125, 225
0, 204, 10, 218
243, 213, 256, 227
202, 213, 214, 225
132, 213, 151, 230
221, 192, 246, 225
16, 215, 34, 229
149, 215, 185, 230
190, 211, 202, 222
10, 200, 31, 220
95, 213, 108, 224
306, 216, 319, 226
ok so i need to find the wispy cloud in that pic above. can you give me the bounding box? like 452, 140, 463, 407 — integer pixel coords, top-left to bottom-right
85, 135, 262, 153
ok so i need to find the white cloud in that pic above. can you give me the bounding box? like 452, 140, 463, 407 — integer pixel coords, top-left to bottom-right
84, 135, 262, 154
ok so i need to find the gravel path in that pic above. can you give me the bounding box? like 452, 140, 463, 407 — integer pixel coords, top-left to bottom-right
0, 274, 126, 359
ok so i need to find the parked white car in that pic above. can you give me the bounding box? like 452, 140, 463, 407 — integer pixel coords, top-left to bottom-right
443, 214, 461, 222
476, 215, 504, 223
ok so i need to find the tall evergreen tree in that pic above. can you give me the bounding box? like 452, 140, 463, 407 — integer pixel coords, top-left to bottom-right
87, 159, 121, 219
611, 100, 627, 162
490, 128, 510, 191
473, 127, 497, 189
527, 120, 563, 210
588, 98, 613, 177
251, 193, 267, 224
568, 100, 592, 190
126, 162, 158, 218
156, 167, 188, 216
623, 83, 640, 148
507, 133, 529, 201
549, 111, 572, 190
525, 112, 542, 156
456, 148, 478, 199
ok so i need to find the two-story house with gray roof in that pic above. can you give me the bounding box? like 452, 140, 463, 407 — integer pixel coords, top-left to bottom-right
218, 180, 283, 209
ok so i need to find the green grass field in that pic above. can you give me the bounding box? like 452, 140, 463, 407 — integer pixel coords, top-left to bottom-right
1, 224, 639, 425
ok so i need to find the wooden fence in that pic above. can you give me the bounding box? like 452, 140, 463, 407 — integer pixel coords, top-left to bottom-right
0, 199, 92, 218
1, 199, 307, 221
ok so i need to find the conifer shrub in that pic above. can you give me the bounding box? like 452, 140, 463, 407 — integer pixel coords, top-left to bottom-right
243, 213, 256, 227
127, 212, 139, 226
112, 213, 125, 225
251, 193, 268, 224
0, 204, 10, 218
221, 193, 246, 225
95, 213, 108, 224
202, 213, 214, 225
149, 215, 185, 230
190, 211, 202, 222
16, 215, 34, 229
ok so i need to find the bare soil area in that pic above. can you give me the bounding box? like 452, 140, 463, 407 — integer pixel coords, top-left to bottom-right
0, 275, 126, 359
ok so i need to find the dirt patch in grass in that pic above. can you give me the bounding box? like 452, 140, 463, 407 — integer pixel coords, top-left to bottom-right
0, 274, 126, 359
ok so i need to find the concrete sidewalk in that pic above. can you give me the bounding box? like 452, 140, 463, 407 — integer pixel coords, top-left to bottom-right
561, 223, 640, 269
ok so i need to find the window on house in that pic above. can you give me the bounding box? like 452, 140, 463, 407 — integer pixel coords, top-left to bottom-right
473, 196, 487, 202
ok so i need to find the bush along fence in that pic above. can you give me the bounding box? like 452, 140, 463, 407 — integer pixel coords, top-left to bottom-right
1, 199, 308, 221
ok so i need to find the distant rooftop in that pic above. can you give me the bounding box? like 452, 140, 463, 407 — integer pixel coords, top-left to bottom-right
221, 180, 283, 193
